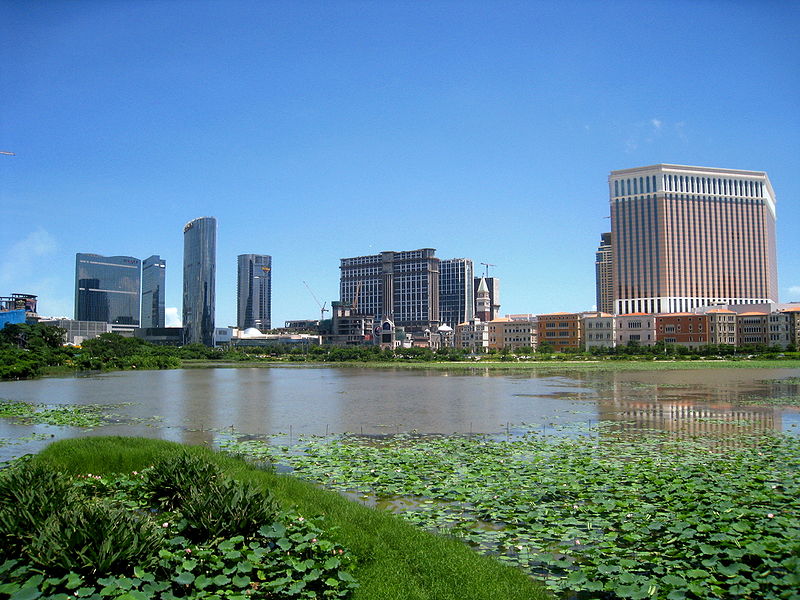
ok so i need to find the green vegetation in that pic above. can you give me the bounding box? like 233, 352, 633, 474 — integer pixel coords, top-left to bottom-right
0, 399, 108, 427
222, 429, 800, 600
1, 321, 798, 381
0, 322, 72, 379
1, 437, 549, 600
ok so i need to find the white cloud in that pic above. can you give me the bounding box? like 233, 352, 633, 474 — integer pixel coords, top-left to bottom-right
651, 118, 662, 130
787, 286, 800, 301
0, 228, 57, 284
165, 307, 182, 327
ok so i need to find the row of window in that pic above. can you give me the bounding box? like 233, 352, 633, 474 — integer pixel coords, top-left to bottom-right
613, 174, 765, 199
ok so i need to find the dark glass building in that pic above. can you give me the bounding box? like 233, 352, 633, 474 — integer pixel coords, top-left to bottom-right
142, 255, 166, 328
75, 253, 141, 325
439, 258, 474, 328
183, 217, 216, 346
237, 254, 272, 331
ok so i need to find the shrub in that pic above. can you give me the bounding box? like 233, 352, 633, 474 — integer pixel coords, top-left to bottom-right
181, 478, 280, 542
0, 461, 75, 559
26, 499, 165, 575
142, 451, 222, 510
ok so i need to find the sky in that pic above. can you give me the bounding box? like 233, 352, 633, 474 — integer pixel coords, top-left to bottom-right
2, 0, 799, 328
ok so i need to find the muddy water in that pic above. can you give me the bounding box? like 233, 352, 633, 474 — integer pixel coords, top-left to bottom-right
1, 366, 798, 462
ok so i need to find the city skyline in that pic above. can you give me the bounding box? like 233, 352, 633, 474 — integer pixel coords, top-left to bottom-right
2, 2, 798, 327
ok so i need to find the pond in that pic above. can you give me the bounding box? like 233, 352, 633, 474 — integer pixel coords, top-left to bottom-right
1, 365, 798, 462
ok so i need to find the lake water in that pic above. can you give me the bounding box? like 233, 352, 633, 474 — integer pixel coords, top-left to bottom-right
1, 365, 799, 462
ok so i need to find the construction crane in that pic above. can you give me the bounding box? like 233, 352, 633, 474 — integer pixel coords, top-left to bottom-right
352, 281, 363, 312
302, 281, 329, 322
480, 262, 496, 278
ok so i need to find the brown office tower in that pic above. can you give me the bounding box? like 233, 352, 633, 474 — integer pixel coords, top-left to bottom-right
609, 164, 778, 315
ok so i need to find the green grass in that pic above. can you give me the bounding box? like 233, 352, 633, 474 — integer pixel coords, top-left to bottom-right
34, 436, 551, 600
181, 358, 799, 372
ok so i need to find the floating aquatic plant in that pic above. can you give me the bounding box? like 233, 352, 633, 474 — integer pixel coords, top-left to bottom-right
222, 428, 800, 599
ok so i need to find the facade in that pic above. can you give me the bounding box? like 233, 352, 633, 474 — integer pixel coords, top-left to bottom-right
609, 164, 778, 315
584, 314, 616, 349
487, 317, 537, 351
655, 314, 709, 348
454, 317, 489, 353
339, 248, 440, 331
439, 258, 474, 329
781, 307, 800, 348
706, 309, 737, 346
237, 254, 272, 331
134, 327, 183, 346
616, 313, 657, 347
474, 277, 500, 321
767, 312, 792, 348
182, 217, 217, 346
327, 301, 375, 346
75, 253, 141, 325
595, 232, 613, 314
537, 312, 583, 352
737, 312, 770, 346
39, 318, 110, 345
141, 255, 166, 328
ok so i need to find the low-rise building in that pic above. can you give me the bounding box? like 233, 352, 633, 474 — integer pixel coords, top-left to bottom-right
583, 313, 616, 349
488, 317, 537, 351
39, 318, 111, 345
326, 301, 375, 346
455, 317, 489, 353
616, 313, 656, 347
706, 309, 737, 346
655, 314, 709, 348
737, 312, 769, 346
134, 327, 184, 346
537, 312, 582, 352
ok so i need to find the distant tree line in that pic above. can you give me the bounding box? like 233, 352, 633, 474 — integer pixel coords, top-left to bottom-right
1, 324, 797, 381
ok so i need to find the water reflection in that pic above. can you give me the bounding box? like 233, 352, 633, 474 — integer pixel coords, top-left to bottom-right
0, 366, 797, 461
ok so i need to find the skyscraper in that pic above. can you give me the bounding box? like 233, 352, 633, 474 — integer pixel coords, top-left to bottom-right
141, 255, 166, 328
237, 254, 272, 331
595, 232, 613, 314
183, 217, 216, 346
439, 258, 474, 328
609, 164, 778, 315
75, 253, 141, 324
339, 248, 440, 331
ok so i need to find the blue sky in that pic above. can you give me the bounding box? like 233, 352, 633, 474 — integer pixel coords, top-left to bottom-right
2, 0, 799, 327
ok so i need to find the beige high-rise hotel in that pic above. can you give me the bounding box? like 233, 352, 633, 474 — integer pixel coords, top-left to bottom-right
609, 164, 778, 315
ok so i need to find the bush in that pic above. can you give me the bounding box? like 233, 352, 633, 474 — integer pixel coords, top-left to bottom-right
181, 478, 280, 542
27, 499, 165, 575
142, 451, 222, 511
0, 461, 75, 559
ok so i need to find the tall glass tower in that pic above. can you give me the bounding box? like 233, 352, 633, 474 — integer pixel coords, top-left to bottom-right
182, 217, 216, 345
237, 254, 272, 331
75, 253, 141, 324
141, 255, 166, 328
439, 258, 474, 328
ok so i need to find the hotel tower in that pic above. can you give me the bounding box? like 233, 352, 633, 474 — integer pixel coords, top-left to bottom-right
609, 164, 778, 315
